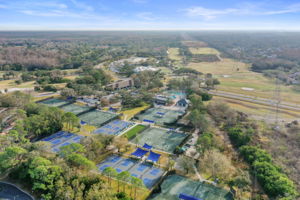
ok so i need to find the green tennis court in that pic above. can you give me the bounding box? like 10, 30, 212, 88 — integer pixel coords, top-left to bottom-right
78, 110, 118, 127
150, 174, 233, 200
132, 127, 187, 153
137, 107, 185, 126
39, 98, 69, 107
60, 103, 91, 115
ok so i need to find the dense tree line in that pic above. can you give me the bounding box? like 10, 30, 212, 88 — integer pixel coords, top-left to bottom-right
207, 102, 298, 199
0, 31, 181, 72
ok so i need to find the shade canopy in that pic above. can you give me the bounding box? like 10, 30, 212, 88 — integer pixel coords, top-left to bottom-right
131, 148, 148, 158
179, 193, 203, 200
80, 120, 87, 125
143, 143, 153, 150
156, 112, 165, 115
147, 151, 161, 163
143, 119, 155, 123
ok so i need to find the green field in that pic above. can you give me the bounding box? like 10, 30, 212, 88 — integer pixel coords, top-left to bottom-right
188, 58, 300, 104
123, 124, 147, 139
0, 80, 35, 90
168, 48, 182, 61
189, 47, 220, 55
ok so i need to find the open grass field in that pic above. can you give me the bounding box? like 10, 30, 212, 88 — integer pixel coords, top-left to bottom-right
188, 58, 300, 104
211, 96, 300, 122
157, 67, 172, 74
168, 48, 182, 61
181, 40, 207, 47
63, 75, 78, 80
33, 93, 60, 102
0, 80, 35, 90
189, 47, 220, 55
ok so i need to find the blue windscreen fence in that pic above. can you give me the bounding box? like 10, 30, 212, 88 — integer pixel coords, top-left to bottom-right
179, 193, 203, 200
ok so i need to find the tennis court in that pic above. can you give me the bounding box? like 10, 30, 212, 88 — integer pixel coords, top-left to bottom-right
40, 131, 84, 152
132, 127, 187, 153
39, 98, 69, 107
150, 174, 233, 200
97, 155, 165, 189
137, 107, 184, 125
93, 120, 134, 135
60, 103, 91, 115
78, 110, 118, 127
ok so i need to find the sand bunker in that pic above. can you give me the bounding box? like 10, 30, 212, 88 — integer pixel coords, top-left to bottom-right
241, 87, 254, 91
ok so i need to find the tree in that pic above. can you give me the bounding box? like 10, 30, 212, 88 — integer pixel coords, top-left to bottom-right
117, 171, 131, 193
66, 153, 96, 170
24, 106, 65, 138
113, 137, 128, 153
177, 155, 194, 174
103, 167, 118, 186
199, 150, 236, 183
59, 143, 86, 157
227, 126, 252, 147
0, 146, 27, 173
131, 177, 144, 199
63, 112, 80, 130
189, 110, 208, 132
239, 146, 272, 165
197, 132, 214, 154
27, 156, 63, 199
61, 88, 76, 98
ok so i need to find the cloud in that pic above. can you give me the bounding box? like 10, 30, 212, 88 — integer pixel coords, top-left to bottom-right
185, 3, 300, 19
131, 0, 148, 4
20, 10, 77, 17
70, 0, 94, 11
136, 12, 156, 20
185, 7, 238, 19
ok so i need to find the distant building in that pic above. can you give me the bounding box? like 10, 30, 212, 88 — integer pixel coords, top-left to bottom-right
154, 95, 170, 105
134, 66, 158, 73
176, 98, 188, 107
106, 78, 134, 90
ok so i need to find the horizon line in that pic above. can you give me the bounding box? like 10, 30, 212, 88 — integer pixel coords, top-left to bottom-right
0, 29, 300, 32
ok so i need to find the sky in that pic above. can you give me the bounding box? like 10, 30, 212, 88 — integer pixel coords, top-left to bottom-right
0, 0, 300, 30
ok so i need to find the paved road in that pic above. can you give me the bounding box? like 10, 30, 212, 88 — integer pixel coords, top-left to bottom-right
209, 90, 300, 112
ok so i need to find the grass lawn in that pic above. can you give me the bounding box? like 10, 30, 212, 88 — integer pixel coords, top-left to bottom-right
188, 58, 300, 104
63, 75, 78, 80
123, 124, 147, 140
189, 47, 220, 55
0, 80, 35, 90
120, 105, 150, 120
181, 40, 207, 47
168, 48, 182, 61
33, 93, 60, 102
212, 96, 300, 120
157, 67, 173, 74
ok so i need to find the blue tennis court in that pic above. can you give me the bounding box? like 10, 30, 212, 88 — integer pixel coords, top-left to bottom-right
128, 163, 151, 179
142, 167, 165, 188
93, 120, 134, 135
97, 155, 165, 189
39, 131, 84, 152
